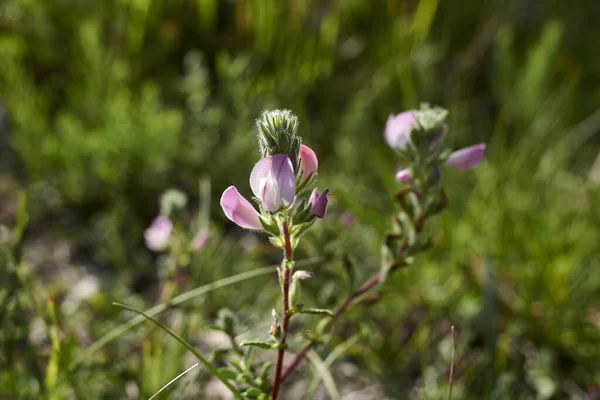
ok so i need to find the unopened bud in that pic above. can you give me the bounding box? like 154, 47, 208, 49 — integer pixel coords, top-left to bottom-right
256, 109, 300, 158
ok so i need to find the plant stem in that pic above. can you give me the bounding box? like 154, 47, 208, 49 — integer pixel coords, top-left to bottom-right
271, 219, 293, 400
281, 271, 382, 381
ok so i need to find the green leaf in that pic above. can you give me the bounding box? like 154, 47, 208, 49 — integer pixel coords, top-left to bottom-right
297, 308, 334, 317
217, 367, 239, 381
239, 340, 274, 350
242, 387, 263, 398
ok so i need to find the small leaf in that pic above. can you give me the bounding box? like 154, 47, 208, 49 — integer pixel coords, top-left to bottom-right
242, 387, 263, 398
239, 340, 274, 350
217, 368, 238, 380
258, 362, 273, 380
298, 308, 334, 317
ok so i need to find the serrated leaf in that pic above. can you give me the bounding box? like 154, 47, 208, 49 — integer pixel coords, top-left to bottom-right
239, 340, 274, 350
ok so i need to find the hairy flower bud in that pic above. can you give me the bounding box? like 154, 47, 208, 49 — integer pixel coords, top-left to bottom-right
256, 109, 300, 158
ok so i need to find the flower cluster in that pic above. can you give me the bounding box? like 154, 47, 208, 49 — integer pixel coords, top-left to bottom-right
220, 110, 328, 237
144, 189, 209, 254
385, 107, 486, 182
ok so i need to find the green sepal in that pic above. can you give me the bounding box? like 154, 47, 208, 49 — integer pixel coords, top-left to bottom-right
269, 236, 284, 248
259, 214, 280, 236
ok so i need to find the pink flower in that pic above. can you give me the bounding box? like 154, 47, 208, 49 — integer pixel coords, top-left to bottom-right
384, 111, 415, 150
191, 228, 209, 252
144, 216, 172, 251
395, 168, 412, 182
249, 154, 296, 212
298, 144, 318, 183
446, 143, 486, 170
308, 188, 329, 219
220, 186, 263, 230
340, 211, 354, 226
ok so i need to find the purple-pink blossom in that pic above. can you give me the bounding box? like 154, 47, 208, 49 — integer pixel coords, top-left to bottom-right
384, 111, 415, 150
144, 216, 172, 252
446, 143, 486, 170
220, 186, 263, 230
299, 144, 318, 183
308, 188, 329, 219
249, 154, 296, 212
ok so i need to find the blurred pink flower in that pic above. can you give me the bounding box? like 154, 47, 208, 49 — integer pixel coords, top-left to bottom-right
298, 144, 318, 183
384, 111, 415, 150
144, 216, 172, 251
446, 143, 486, 170
395, 168, 412, 182
308, 188, 329, 219
191, 228, 209, 252
220, 186, 263, 230
340, 211, 354, 226
249, 154, 296, 212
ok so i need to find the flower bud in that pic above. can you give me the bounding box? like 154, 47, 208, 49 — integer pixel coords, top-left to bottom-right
144, 216, 172, 251
249, 154, 296, 212
292, 270, 313, 280
220, 186, 263, 230
395, 168, 412, 183
446, 143, 486, 170
298, 144, 318, 184
308, 188, 329, 219
256, 109, 300, 158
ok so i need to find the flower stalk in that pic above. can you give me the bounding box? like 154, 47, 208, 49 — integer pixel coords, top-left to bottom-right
271, 218, 293, 400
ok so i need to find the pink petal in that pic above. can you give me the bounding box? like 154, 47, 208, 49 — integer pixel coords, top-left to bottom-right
384, 111, 415, 150
395, 169, 412, 182
299, 144, 318, 182
446, 143, 486, 170
220, 186, 263, 230
250, 154, 295, 212
308, 188, 319, 205
276, 155, 296, 207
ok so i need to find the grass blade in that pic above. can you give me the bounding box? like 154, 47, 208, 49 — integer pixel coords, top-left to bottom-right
71, 258, 320, 370
114, 302, 242, 399
148, 362, 199, 400
306, 350, 341, 400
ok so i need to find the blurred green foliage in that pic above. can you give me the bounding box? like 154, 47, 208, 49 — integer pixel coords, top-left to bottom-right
1, 0, 600, 398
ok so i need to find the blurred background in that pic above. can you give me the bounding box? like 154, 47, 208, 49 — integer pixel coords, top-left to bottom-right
1, 0, 600, 398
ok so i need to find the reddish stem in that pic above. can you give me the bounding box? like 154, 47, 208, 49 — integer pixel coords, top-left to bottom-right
281, 271, 382, 381
271, 220, 293, 400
